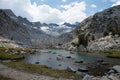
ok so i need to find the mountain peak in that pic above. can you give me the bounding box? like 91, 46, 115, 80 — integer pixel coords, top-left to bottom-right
0, 9, 16, 17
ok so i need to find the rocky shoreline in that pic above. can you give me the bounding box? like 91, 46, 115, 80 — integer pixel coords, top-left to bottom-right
82, 65, 120, 80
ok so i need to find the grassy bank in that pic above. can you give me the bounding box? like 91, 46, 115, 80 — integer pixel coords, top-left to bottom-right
0, 74, 14, 80
0, 48, 24, 60
103, 50, 120, 58
1, 61, 82, 80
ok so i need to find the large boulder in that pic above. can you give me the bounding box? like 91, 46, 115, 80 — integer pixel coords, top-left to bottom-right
112, 65, 120, 73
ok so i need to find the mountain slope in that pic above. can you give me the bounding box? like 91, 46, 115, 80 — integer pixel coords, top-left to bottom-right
62, 5, 120, 50
0, 9, 63, 48
0, 9, 31, 46
72, 5, 120, 39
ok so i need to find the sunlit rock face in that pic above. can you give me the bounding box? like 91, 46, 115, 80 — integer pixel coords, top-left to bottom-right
63, 5, 120, 50
72, 5, 120, 39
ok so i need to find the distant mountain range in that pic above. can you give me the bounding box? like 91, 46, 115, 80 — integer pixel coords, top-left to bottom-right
18, 16, 79, 36
0, 9, 79, 48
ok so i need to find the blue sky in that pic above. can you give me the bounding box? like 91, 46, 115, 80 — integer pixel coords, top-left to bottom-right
30, 0, 113, 15
0, 0, 120, 24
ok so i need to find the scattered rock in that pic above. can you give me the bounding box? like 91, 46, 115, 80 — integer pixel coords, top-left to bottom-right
58, 55, 62, 57
30, 52, 34, 54
66, 67, 76, 73
78, 67, 88, 72
48, 51, 52, 53
56, 57, 62, 61
58, 64, 62, 66
101, 62, 110, 65
52, 52, 56, 54
13, 51, 19, 54
21, 51, 26, 54
12, 60, 17, 62
66, 56, 72, 58
83, 74, 92, 80
75, 60, 83, 63
107, 69, 115, 75
49, 58, 52, 60
70, 51, 74, 54
35, 62, 39, 64
97, 59, 104, 62
90, 65, 120, 80
112, 65, 120, 73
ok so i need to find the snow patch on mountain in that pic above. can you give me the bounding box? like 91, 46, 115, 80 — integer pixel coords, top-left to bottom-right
40, 23, 79, 36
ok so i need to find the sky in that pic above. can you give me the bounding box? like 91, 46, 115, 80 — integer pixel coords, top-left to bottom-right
0, 0, 120, 24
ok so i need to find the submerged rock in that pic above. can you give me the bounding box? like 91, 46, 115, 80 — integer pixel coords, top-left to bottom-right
78, 67, 88, 72
101, 62, 110, 65
66, 56, 72, 58
97, 59, 104, 62
48, 51, 52, 53
58, 64, 62, 66
75, 60, 83, 63
56, 57, 62, 61
35, 62, 39, 64
52, 52, 56, 54
70, 51, 74, 54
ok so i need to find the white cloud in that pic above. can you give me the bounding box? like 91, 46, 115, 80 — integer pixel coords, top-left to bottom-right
110, 0, 120, 6
0, 0, 87, 24
62, 0, 66, 2
102, 0, 108, 2
99, 9, 103, 11
40, 0, 45, 1
0, 0, 62, 23
91, 4, 97, 8
60, 1, 87, 23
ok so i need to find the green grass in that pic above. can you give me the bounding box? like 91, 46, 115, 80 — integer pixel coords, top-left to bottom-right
1, 61, 82, 80
0, 48, 24, 60
102, 50, 120, 58
0, 74, 14, 80
107, 51, 120, 58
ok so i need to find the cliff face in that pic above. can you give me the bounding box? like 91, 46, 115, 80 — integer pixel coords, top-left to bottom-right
0, 9, 32, 46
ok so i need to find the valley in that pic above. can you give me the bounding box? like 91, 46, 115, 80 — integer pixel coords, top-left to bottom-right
0, 4, 120, 80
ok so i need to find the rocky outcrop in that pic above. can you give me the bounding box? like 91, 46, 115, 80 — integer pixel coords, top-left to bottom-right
83, 65, 120, 80
62, 5, 120, 51
0, 37, 22, 48
87, 36, 120, 50
73, 5, 120, 39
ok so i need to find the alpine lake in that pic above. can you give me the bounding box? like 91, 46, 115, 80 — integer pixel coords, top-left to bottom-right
23, 49, 120, 76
